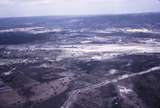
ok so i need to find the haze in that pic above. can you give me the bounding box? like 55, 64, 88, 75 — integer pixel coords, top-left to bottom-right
0, 0, 160, 17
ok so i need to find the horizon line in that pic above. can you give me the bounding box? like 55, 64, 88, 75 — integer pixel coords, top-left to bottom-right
0, 11, 160, 19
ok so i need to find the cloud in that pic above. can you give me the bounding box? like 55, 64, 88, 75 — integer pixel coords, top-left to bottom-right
0, 0, 13, 5
1, 0, 160, 6
0, 0, 125, 5
0, 0, 50, 5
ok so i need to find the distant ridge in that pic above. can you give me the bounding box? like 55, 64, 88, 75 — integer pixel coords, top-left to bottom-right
0, 12, 160, 19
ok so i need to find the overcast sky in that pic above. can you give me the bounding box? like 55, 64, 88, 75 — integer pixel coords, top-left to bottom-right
0, 0, 160, 17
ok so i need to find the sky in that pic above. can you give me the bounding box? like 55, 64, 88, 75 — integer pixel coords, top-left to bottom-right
0, 0, 160, 17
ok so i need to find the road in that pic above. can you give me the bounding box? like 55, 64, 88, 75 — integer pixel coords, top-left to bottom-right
61, 66, 160, 108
